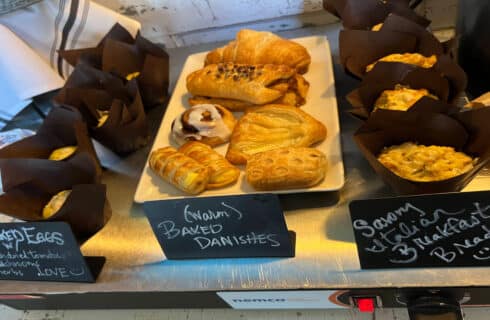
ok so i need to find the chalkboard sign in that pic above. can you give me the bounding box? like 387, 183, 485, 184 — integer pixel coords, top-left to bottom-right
0, 222, 104, 282
349, 191, 490, 269
144, 194, 295, 259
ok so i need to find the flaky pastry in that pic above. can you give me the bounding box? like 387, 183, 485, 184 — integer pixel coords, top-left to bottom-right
186, 63, 309, 108
179, 141, 240, 189
149, 146, 210, 194
204, 29, 311, 74
226, 104, 327, 164
246, 147, 327, 190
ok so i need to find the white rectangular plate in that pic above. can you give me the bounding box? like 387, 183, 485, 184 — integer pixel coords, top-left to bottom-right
134, 36, 345, 203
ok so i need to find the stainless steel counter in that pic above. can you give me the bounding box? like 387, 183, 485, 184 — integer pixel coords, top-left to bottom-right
1, 25, 489, 295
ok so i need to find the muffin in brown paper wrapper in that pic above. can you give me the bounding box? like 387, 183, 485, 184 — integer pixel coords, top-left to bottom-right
0, 105, 101, 179
377, 14, 443, 55
346, 57, 466, 106
345, 62, 461, 119
0, 180, 110, 240
59, 23, 169, 109
353, 108, 490, 194
54, 64, 150, 155
339, 13, 451, 79
323, 0, 429, 30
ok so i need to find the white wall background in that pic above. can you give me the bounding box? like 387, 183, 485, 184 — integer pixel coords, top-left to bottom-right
95, 0, 457, 48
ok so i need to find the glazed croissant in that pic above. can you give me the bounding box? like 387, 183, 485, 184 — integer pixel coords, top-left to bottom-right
186, 63, 309, 110
149, 146, 210, 194
205, 29, 311, 74
179, 141, 240, 189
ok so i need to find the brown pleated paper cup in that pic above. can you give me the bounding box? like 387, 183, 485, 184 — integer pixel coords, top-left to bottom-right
353, 108, 490, 194
323, 0, 429, 30
339, 14, 449, 78
345, 62, 460, 119
54, 64, 150, 155
59, 23, 169, 109
0, 181, 110, 240
0, 105, 101, 179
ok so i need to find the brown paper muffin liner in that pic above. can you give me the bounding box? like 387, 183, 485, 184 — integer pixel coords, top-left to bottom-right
0, 182, 110, 239
0, 105, 101, 179
339, 29, 417, 78
378, 14, 444, 55
59, 23, 169, 109
346, 58, 466, 109
353, 108, 490, 194
345, 62, 461, 119
54, 64, 150, 155
323, 0, 429, 30
339, 14, 452, 78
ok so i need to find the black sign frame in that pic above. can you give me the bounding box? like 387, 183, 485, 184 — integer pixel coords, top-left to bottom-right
349, 191, 490, 269
0, 222, 104, 282
144, 194, 295, 259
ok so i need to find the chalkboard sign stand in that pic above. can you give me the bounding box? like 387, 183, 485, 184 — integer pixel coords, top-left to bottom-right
349, 191, 490, 269
144, 194, 296, 260
0, 222, 107, 283
83, 256, 106, 281
288, 231, 296, 258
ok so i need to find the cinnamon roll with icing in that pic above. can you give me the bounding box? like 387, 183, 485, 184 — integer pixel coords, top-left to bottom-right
171, 104, 237, 147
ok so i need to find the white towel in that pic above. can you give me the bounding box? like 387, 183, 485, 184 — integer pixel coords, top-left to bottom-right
0, 0, 141, 124
0, 24, 64, 122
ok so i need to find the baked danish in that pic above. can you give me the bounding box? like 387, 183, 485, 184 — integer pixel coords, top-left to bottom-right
246, 147, 328, 190
226, 104, 327, 164
149, 146, 210, 194
171, 104, 237, 146
186, 63, 309, 109
179, 141, 239, 189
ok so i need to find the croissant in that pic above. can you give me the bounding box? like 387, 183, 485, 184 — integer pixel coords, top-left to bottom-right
149, 146, 210, 194
186, 63, 309, 108
205, 29, 311, 74
179, 141, 240, 189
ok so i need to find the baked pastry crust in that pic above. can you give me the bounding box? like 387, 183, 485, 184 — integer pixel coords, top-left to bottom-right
189, 73, 309, 111
171, 104, 237, 146
374, 84, 438, 111
204, 29, 311, 74
246, 147, 327, 190
149, 146, 210, 194
187, 63, 308, 106
49, 146, 77, 161
378, 142, 475, 182
226, 104, 327, 164
179, 141, 240, 189
42, 190, 71, 219
366, 53, 437, 72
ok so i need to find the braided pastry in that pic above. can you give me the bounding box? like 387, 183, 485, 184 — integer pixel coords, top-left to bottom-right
149, 146, 209, 194
179, 141, 239, 189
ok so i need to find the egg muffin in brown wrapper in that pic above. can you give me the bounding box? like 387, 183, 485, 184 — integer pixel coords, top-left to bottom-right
54, 63, 150, 155
0, 110, 110, 239
0, 105, 101, 179
59, 23, 169, 109
339, 14, 455, 79
0, 180, 110, 241
323, 0, 428, 30
353, 108, 490, 194
346, 62, 461, 119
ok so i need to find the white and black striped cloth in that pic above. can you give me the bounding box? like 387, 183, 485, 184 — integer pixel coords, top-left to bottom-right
0, 0, 140, 125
